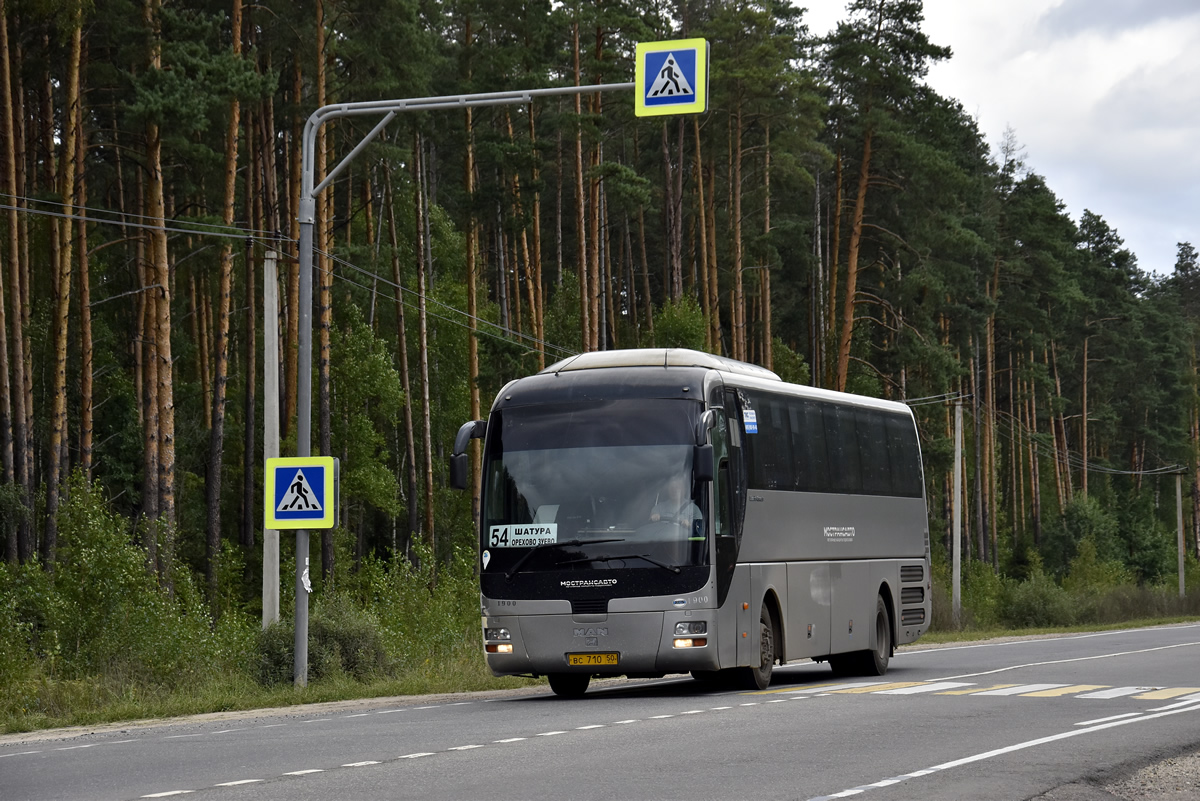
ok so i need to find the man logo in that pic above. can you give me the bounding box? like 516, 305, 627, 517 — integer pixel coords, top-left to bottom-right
573, 627, 608, 637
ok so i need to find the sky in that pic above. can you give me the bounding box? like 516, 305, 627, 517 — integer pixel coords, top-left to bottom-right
802, 0, 1200, 275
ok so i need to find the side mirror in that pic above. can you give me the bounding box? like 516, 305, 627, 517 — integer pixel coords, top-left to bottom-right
449, 453, 469, 490
694, 444, 714, 482
449, 419, 487, 491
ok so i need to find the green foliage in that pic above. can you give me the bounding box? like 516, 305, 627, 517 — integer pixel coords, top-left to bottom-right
653, 295, 706, 350
257, 593, 389, 686
1042, 496, 1121, 577
771, 338, 810, 384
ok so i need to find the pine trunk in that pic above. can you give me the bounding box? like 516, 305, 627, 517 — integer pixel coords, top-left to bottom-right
836, 129, 872, 392
385, 173, 419, 557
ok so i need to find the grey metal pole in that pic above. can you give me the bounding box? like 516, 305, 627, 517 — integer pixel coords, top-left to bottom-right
263, 251, 280, 629
291, 82, 634, 689
952, 400, 963, 627
1178, 473, 1185, 600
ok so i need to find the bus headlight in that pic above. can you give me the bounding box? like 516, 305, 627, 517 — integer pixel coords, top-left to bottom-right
675, 621, 707, 636
485, 628, 511, 641
673, 637, 708, 648
486, 643, 514, 654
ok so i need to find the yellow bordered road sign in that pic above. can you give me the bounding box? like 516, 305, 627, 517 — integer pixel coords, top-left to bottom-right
265, 456, 338, 529
635, 38, 709, 117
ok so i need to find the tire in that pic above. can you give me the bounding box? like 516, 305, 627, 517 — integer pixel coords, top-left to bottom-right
825, 594, 891, 677
547, 672, 591, 698
737, 604, 776, 690
861, 594, 892, 676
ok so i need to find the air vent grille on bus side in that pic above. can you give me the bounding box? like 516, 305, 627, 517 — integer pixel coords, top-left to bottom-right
901, 608, 926, 626
901, 587, 925, 605
571, 599, 608, 615
900, 565, 924, 583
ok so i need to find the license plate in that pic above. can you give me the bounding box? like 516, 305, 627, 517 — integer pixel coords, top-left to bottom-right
567, 652, 619, 667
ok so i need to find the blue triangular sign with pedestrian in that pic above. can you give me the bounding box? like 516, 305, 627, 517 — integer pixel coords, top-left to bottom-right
277, 469, 322, 513
647, 53, 694, 99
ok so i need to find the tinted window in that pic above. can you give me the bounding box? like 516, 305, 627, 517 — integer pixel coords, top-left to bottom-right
857, 408, 892, 494
826, 405, 862, 494
792, 400, 830, 493
745, 392, 794, 490
886, 413, 923, 497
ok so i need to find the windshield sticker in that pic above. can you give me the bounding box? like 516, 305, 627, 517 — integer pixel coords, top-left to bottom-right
743, 409, 758, 433
489, 524, 558, 548
824, 526, 856, 542
482, 549, 491, 569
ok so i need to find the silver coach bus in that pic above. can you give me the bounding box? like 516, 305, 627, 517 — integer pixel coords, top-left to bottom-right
450, 348, 930, 697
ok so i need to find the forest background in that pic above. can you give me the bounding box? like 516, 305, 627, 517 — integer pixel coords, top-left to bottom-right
2, 0, 1199, 730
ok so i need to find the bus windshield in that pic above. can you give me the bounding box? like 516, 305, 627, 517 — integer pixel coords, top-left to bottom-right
482, 399, 708, 573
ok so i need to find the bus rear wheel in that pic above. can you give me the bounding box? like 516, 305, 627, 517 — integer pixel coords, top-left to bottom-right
737, 605, 776, 691
547, 673, 591, 698
862, 594, 892, 676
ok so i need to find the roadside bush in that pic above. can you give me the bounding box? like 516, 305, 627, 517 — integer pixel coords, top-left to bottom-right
1000, 559, 1075, 628
256, 593, 388, 686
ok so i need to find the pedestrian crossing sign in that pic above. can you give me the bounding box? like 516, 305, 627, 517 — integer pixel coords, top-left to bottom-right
635, 38, 709, 117
264, 456, 338, 529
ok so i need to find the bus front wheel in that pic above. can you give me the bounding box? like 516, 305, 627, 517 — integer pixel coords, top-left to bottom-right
548, 673, 591, 698
737, 605, 776, 691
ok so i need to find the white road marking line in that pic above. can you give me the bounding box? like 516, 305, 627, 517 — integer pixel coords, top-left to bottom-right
494, 737, 527, 743
398, 752, 435, 759
259, 724, 286, 729
55, 744, 97, 750
0, 751, 42, 758
536, 731, 567, 736
304, 718, 332, 723
447, 745, 484, 751
343, 760, 381, 766
740, 702, 760, 706
902, 624, 1200, 656
283, 769, 325, 775
791, 696, 810, 700
212, 729, 245, 734
413, 706, 438, 710
711, 706, 733, 710
215, 779, 262, 786
375, 709, 402, 714
971, 684, 1068, 696
1149, 700, 1200, 713
165, 734, 205, 739
875, 682, 975, 695
1075, 713, 1141, 726
649, 715, 674, 719
769, 699, 789, 703
935, 641, 1200, 681
109, 740, 139, 745
141, 792, 194, 798
576, 725, 606, 729
448, 702, 473, 706
613, 719, 639, 724
681, 710, 705, 714
805, 695, 1200, 801
1076, 686, 1153, 699
344, 713, 369, 718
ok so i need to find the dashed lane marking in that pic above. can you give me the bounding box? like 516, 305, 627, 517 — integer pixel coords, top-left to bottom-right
214, 780, 262, 786
283, 769, 324, 775
1077, 687, 1153, 699
938, 683, 1018, 695
969, 684, 1068, 696
829, 681, 927, 694
1134, 687, 1200, 699
1023, 685, 1108, 697
875, 682, 974, 695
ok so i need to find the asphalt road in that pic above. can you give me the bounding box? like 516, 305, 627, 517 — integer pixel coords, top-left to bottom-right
3, 623, 1199, 801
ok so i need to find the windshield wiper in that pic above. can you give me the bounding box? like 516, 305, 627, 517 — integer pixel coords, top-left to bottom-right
557, 553, 681, 574
504, 538, 625, 581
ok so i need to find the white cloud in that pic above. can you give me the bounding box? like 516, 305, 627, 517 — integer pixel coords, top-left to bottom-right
802, 0, 1200, 272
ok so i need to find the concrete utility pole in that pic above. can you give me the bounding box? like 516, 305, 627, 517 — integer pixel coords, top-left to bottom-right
292, 83, 633, 687
262, 251, 280, 628
952, 400, 963, 627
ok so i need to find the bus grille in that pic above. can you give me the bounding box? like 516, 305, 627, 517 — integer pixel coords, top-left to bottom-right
571, 599, 608, 615
900, 565, 924, 583
901, 608, 926, 626
901, 587, 925, 605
